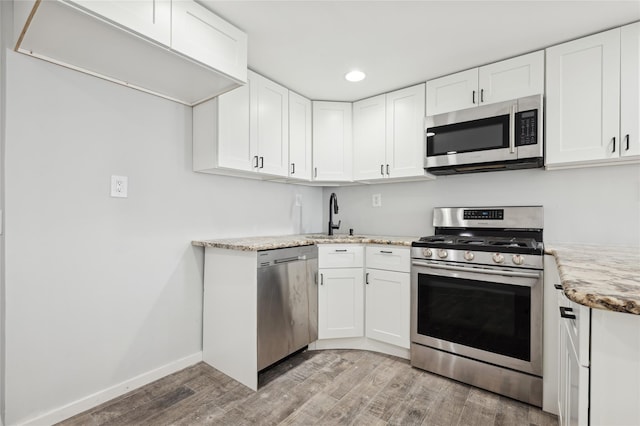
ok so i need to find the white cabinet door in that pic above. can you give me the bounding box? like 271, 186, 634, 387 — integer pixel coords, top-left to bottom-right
253, 73, 289, 177
318, 268, 364, 339
312, 101, 353, 181
288, 91, 312, 180
478, 50, 544, 105
426, 68, 478, 116
365, 269, 410, 348
353, 95, 387, 180
171, 0, 247, 82
73, 0, 171, 46
621, 22, 640, 158
546, 28, 621, 165
386, 84, 426, 179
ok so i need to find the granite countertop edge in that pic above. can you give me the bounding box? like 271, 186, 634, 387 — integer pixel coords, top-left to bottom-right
545, 244, 640, 315
192, 234, 418, 251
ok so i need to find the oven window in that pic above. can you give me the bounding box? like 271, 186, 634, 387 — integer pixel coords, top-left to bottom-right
427, 114, 510, 156
417, 273, 531, 361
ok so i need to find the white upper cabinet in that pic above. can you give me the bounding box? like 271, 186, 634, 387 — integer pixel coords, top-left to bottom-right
193, 71, 290, 177
426, 51, 544, 116
426, 69, 478, 115
353, 95, 387, 180
353, 84, 428, 181
546, 26, 639, 168
14, 0, 247, 105
312, 102, 353, 181
171, 1, 247, 83
385, 84, 428, 179
193, 79, 252, 174
73, 0, 171, 46
621, 22, 640, 158
250, 71, 289, 177
288, 92, 313, 180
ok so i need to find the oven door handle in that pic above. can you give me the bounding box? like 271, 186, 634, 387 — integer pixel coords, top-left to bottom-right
412, 260, 541, 280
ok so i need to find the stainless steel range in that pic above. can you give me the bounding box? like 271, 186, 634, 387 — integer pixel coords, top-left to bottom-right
411, 206, 544, 406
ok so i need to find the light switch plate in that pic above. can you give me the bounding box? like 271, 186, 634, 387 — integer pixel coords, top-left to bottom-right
111, 175, 128, 198
372, 193, 382, 207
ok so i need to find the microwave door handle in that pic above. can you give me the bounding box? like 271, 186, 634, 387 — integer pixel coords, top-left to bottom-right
509, 104, 516, 154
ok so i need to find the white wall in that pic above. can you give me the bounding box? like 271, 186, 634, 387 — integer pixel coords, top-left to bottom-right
3, 51, 323, 425
323, 165, 640, 246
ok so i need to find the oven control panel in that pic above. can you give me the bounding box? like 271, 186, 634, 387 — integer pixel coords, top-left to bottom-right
463, 209, 504, 220
515, 109, 538, 146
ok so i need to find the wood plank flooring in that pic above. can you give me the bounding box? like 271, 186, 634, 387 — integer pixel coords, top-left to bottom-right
58, 349, 558, 426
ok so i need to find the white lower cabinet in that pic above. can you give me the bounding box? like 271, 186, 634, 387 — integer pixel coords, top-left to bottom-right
318, 268, 364, 339
365, 268, 410, 348
550, 257, 640, 425
315, 244, 410, 356
317, 245, 364, 339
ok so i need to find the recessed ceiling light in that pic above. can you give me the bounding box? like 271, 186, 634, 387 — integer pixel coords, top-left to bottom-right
345, 70, 366, 82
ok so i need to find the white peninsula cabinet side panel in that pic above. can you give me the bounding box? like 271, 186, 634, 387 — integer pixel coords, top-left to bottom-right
386, 83, 427, 179
73, 0, 171, 45
288, 91, 312, 180
590, 310, 640, 425
312, 101, 353, 181
353, 94, 387, 180
202, 248, 258, 391
546, 28, 621, 166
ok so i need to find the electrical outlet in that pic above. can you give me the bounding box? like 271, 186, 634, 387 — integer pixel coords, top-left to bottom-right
110, 175, 128, 198
372, 193, 382, 207
295, 194, 302, 207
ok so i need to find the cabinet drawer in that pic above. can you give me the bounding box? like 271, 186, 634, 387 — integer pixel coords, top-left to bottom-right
318, 245, 363, 268
365, 246, 410, 272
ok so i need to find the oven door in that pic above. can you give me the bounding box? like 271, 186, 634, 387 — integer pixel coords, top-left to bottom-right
411, 259, 542, 376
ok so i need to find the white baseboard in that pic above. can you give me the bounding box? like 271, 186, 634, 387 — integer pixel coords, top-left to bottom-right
18, 352, 203, 426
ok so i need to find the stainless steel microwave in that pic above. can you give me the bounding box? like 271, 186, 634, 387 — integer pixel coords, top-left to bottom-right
424, 94, 543, 175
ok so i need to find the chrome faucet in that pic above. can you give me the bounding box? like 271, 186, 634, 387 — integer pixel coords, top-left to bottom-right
328, 192, 341, 235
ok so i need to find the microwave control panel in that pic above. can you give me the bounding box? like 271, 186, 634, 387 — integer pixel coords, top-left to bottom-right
516, 110, 538, 146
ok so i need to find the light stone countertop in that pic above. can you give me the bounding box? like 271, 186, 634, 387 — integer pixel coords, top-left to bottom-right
546, 244, 640, 315
192, 234, 419, 251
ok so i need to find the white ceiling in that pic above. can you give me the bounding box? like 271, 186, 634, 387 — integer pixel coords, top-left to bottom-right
200, 1, 640, 102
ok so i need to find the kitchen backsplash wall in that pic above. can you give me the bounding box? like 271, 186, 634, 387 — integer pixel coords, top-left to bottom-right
323, 165, 640, 246
3, 51, 322, 425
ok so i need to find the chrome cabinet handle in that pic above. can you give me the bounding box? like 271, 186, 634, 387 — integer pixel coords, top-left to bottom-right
559, 306, 576, 320
612, 137, 616, 153
509, 104, 516, 154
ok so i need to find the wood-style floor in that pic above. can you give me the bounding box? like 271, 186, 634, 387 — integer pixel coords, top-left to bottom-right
58, 349, 558, 426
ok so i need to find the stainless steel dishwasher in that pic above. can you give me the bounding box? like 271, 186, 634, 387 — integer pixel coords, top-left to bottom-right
256, 245, 318, 371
